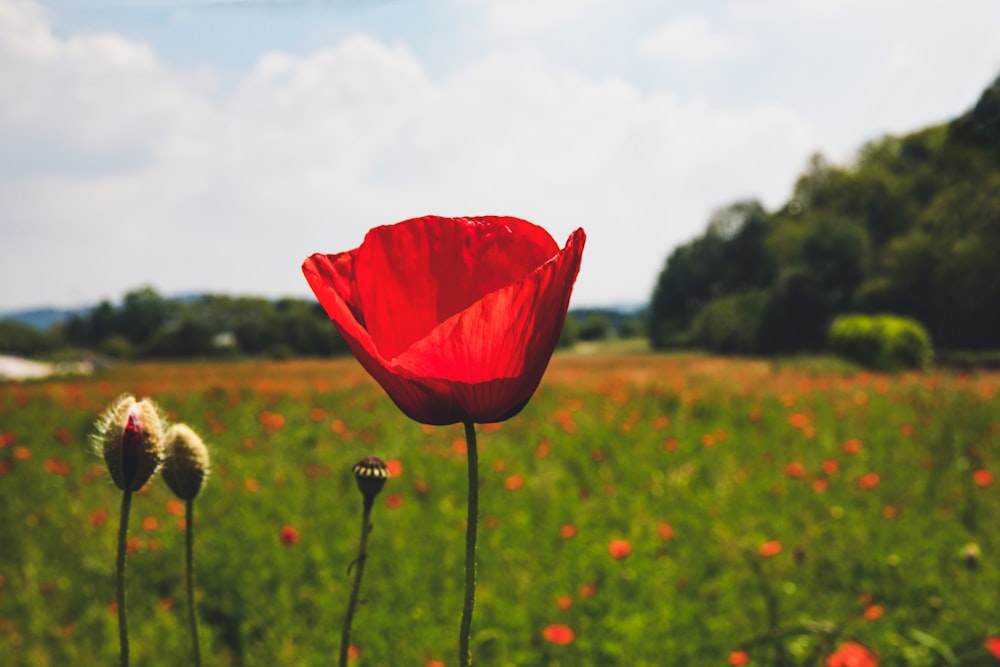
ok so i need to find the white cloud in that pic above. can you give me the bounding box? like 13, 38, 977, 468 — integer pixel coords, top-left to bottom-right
467, 0, 607, 34
0, 0, 821, 310
639, 16, 735, 64
985, 26, 1000, 69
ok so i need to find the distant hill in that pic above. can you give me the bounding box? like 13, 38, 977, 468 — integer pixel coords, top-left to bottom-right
0, 307, 86, 330
649, 71, 1000, 354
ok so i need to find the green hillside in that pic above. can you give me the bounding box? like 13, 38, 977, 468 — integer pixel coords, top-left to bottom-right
650, 73, 1000, 356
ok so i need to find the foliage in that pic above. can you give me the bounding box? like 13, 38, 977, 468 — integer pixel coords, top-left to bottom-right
828, 314, 934, 371
650, 72, 1000, 355
1, 356, 998, 665
0, 319, 61, 356
689, 290, 769, 354
60, 287, 348, 359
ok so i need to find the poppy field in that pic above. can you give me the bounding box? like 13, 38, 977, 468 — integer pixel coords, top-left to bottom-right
1, 353, 999, 666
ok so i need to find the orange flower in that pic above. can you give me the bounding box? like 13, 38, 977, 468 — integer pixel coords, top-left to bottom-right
608, 539, 632, 559
43, 457, 72, 476
842, 439, 863, 455
784, 462, 806, 478
856, 472, 880, 490
973, 469, 994, 487
729, 650, 751, 666
658, 522, 675, 540
758, 540, 783, 558
826, 642, 877, 667
504, 474, 524, 491
279, 524, 300, 546
385, 458, 403, 477
556, 595, 573, 611
863, 604, 884, 620
560, 524, 577, 539
542, 623, 575, 646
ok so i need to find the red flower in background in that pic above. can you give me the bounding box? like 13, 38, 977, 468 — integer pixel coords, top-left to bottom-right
826, 642, 878, 667
303, 216, 585, 425
729, 650, 751, 666
542, 623, 575, 646
279, 524, 300, 546
985, 637, 1000, 660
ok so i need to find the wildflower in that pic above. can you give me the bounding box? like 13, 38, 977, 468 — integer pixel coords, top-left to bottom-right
302, 216, 585, 425
863, 604, 884, 621
542, 623, 575, 646
608, 539, 632, 559
729, 650, 751, 666
758, 540, 783, 558
826, 641, 878, 667
985, 637, 1000, 660
279, 524, 300, 546
856, 472, 880, 490
973, 469, 994, 487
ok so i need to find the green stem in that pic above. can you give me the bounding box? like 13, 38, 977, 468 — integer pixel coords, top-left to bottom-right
185, 499, 202, 667
340, 501, 373, 667
459, 421, 479, 667
116, 489, 132, 667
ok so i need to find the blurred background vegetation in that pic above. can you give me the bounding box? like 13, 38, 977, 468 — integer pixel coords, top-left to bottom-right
2, 74, 999, 369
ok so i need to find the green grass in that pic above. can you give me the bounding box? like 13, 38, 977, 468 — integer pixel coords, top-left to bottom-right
1, 356, 998, 666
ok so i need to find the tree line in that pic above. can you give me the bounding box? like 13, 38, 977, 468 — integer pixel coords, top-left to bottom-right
0, 286, 645, 360
649, 72, 1000, 356
0, 288, 349, 359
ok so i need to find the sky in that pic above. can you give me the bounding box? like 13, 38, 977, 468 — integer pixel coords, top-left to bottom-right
1, 0, 999, 313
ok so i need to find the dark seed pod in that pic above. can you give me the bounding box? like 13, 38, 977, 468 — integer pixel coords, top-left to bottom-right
352, 456, 390, 509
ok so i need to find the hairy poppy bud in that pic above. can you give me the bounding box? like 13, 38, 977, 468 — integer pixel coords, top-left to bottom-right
352, 456, 390, 509
162, 423, 211, 500
93, 394, 166, 492
960, 542, 981, 570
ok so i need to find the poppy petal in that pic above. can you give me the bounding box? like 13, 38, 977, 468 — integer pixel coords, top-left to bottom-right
302, 218, 584, 425
354, 216, 559, 360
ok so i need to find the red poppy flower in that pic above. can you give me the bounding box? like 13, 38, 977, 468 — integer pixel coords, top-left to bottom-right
303, 216, 586, 425
985, 636, 1000, 660
758, 540, 783, 557
608, 538, 632, 559
729, 650, 751, 666
279, 524, 300, 546
542, 623, 575, 646
826, 641, 878, 667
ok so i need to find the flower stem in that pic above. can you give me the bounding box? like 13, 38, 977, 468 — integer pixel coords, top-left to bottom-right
185, 499, 202, 667
116, 489, 132, 667
459, 421, 479, 667
340, 500, 373, 667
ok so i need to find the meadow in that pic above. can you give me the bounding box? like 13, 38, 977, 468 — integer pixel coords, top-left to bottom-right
1, 353, 998, 666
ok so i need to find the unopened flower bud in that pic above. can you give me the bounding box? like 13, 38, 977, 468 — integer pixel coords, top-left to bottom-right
352, 456, 390, 509
960, 542, 981, 570
162, 423, 211, 500
93, 394, 166, 492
